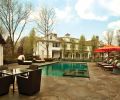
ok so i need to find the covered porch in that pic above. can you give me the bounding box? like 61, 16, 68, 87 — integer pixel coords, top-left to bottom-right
62, 50, 91, 59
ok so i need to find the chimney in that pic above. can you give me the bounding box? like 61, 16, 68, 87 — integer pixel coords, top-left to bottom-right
65, 33, 70, 37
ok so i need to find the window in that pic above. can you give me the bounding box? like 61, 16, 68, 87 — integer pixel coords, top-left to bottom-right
53, 43, 60, 47
50, 36, 52, 39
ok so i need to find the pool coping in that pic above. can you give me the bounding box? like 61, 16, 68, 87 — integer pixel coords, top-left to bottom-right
35, 61, 88, 69
33, 61, 60, 69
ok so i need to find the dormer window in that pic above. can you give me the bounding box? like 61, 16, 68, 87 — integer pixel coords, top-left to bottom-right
50, 35, 52, 39
53, 43, 60, 47
54, 34, 57, 37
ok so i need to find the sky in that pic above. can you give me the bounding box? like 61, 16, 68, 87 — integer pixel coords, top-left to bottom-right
22, 0, 120, 41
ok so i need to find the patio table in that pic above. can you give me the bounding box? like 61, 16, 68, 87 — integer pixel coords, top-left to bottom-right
0, 68, 33, 93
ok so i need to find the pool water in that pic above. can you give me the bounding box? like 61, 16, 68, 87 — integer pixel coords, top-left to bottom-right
42, 62, 89, 78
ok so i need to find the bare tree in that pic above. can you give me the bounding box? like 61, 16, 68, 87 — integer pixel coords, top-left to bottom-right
0, 26, 4, 34
0, 0, 31, 57
37, 7, 55, 58
104, 31, 113, 45
116, 30, 120, 46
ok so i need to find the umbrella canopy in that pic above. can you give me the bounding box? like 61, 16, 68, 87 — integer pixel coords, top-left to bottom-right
95, 45, 120, 52
94, 49, 105, 53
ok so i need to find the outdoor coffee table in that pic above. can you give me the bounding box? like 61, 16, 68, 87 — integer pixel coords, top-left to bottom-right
0, 68, 33, 93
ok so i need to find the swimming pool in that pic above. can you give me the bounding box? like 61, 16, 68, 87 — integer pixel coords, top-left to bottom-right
42, 62, 89, 78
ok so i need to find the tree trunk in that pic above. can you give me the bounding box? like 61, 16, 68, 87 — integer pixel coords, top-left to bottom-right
11, 43, 15, 59
46, 43, 49, 58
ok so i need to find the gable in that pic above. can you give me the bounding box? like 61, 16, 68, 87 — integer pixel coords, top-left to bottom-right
0, 34, 6, 44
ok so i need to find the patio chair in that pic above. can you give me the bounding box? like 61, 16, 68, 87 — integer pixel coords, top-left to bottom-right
21, 65, 39, 77
0, 74, 13, 95
17, 69, 42, 95
0, 65, 15, 85
0, 65, 8, 76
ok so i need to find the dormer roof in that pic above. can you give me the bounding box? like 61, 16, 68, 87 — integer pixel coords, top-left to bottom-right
0, 34, 6, 44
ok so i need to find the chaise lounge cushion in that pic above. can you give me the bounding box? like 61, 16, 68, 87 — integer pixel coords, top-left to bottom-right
18, 60, 32, 65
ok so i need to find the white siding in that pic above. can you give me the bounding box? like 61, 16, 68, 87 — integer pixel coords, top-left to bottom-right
0, 44, 3, 65
35, 34, 92, 59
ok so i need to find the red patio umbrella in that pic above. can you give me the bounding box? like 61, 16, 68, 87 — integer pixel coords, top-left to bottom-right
99, 45, 120, 52
95, 45, 120, 52
94, 45, 120, 58
94, 49, 105, 53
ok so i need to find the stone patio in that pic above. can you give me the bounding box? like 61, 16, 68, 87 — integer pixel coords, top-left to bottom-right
1, 62, 120, 100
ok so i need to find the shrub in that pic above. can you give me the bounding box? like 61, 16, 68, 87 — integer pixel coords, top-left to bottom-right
61, 58, 91, 62
25, 54, 33, 60
4, 59, 17, 64
44, 58, 54, 62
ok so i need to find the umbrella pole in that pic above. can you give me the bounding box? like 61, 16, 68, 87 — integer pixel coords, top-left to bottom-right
108, 52, 110, 58
102, 53, 104, 60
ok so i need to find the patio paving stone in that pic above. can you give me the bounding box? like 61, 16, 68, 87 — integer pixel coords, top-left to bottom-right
1, 62, 120, 100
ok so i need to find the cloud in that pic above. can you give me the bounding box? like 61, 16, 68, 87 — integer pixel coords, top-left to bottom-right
29, 5, 75, 23
75, 0, 120, 21
108, 20, 120, 30
55, 6, 74, 23
99, 0, 120, 16
28, 9, 40, 21
75, 0, 108, 21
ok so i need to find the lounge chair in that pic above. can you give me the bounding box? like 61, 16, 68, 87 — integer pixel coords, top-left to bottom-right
17, 69, 42, 95
99, 58, 114, 67
33, 58, 45, 63
18, 60, 32, 65
97, 58, 108, 67
103, 60, 119, 71
17, 55, 32, 65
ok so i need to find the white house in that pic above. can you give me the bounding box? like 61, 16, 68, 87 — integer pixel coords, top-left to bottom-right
0, 34, 6, 65
35, 33, 61, 59
34, 33, 99, 59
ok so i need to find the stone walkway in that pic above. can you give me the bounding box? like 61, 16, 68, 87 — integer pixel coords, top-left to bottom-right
1, 62, 120, 100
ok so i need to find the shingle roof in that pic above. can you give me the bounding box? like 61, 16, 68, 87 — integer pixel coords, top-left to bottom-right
0, 34, 6, 44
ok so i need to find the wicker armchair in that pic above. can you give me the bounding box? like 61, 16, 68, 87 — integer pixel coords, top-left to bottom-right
0, 65, 8, 77
0, 65, 15, 84
0, 74, 13, 95
17, 69, 42, 95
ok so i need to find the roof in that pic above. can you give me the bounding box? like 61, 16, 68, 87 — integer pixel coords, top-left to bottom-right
0, 34, 6, 44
